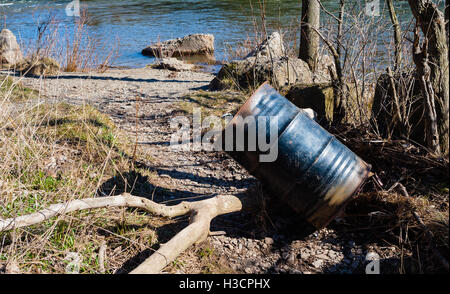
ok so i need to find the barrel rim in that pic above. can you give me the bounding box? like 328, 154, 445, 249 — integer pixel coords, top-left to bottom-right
310, 160, 371, 229
225, 81, 272, 129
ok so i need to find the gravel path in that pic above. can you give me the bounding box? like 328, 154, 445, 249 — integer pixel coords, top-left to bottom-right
18, 67, 397, 274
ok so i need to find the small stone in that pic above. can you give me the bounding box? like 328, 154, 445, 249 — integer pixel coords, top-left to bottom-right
300, 252, 310, 260
264, 237, 274, 245
5, 261, 20, 274
312, 259, 323, 268
244, 267, 253, 274
287, 253, 296, 265
316, 254, 330, 260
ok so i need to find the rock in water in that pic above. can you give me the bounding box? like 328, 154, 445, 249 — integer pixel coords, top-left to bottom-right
142, 34, 214, 59
0, 29, 23, 66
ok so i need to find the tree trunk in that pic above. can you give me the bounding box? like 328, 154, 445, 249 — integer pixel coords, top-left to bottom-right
386, 0, 402, 71
413, 27, 441, 154
333, 0, 346, 124
408, 0, 450, 155
299, 0, 320, 72
446, 0, 449, 45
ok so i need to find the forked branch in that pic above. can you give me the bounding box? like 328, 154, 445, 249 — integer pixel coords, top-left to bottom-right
0, 193, 247, 273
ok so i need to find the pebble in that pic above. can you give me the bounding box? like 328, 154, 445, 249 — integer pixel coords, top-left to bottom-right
316, 254, 330, 260
300, 252, 310, 260
264, 237, 274, 245
287, 253, 296, 265
312, 259, 323, 268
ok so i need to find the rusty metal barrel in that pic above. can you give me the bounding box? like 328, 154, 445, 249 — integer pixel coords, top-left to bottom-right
220, 82, 371, 229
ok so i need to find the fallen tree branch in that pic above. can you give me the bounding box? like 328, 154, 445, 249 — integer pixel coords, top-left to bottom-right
130, 194, 245, 274
0, 193, 247, 274
0, 193, 190, 232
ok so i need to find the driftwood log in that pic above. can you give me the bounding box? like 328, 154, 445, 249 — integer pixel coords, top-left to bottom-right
0, 193, 248, 274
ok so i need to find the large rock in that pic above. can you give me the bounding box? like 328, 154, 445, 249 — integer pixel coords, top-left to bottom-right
245, 31, 285, 59
209, 32, 331, 91
284, 83, 334, 123
0, 29, 23, 66
142, 34, 214, 58
284, 81, 371, 125
210, 55, 313, 90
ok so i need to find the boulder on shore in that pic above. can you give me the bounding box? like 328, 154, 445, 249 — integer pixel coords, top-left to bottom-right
142, 34, 214, 59
209, 32, 332, 91
283, 81, 371, 125
284, 83, 334, 123
0, 29, 23, 67
244, 31, 285, 59
18, 57, 60, 77
150, 57, 196, 71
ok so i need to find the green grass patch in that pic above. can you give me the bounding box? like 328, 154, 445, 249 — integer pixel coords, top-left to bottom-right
177, 90, 246, 118
0, 76, 38, 102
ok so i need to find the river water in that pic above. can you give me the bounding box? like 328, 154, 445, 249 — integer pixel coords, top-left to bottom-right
0, 0, 431, 69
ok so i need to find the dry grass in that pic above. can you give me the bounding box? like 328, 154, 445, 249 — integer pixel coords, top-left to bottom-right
177, 90, 246, 118
21, 9, 119, 74
0, 78, 166, 274
62, 11, 119, 73
0, 75, 39, 102
329, 125, 449, 273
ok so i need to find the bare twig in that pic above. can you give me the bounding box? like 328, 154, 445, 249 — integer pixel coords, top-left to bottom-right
98, 240, 107, 274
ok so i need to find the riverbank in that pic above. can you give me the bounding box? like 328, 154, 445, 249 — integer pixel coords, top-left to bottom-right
0, 64, 447, 274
